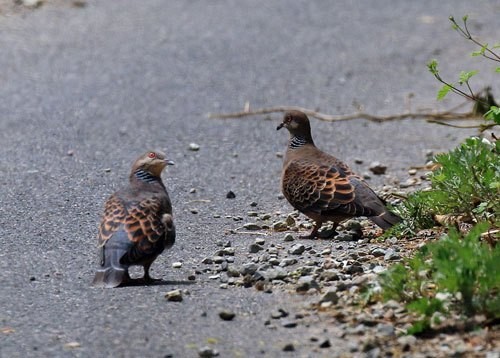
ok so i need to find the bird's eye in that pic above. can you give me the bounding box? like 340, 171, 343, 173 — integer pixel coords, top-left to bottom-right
148, 152, 156, 159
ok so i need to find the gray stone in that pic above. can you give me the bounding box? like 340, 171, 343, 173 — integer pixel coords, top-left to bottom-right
376, 323, 395, 336
264, 268, 288, 280
283, 233, 294, 242
369, 161, 387, 175
282, 343, 295, 352
281, 320, 298, 328
243, 223, 261, 230
270, 308, 288, 319
397, 335, 417, 349
285, 215, 296, 227
222, 247, 235, 256
384, 248, 401, 261
318, 289, 339, 305
289, 244, 305, 255
320, 270, 340, 281
370, 248, 386, 257
219, 310, 236, 321
296, 276, 318, 292
260, 213, 272, 220
319, 339, 331, 348
255, 237, 266, 245
165, 289, 183, 302
335, 232, 357, 241
279, 258, 297, 267
188, 142, 200, 151
198, 346, 219, 357
272, 221, 288, 231
249, 243, 264, 253
240, 263, 258, 275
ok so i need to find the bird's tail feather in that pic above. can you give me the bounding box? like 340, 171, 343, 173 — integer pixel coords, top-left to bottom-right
370, 210, 401, 230
92, 233, 131, 288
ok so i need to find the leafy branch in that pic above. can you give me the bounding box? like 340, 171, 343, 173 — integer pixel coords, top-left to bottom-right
450, 15, 500, 63
427, 15, 499, 126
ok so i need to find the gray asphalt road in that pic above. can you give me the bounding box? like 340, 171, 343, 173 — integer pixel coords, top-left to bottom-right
1, 1, 498, 357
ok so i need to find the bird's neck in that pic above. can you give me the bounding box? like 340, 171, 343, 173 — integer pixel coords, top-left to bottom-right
131, 169, 161, 184
289, 134, 314, 149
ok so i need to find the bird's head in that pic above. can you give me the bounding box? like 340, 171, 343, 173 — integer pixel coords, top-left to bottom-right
277, 110, 313, 141
132, 150, 174, 177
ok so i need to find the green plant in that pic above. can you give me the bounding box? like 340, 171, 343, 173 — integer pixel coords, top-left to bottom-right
427, 15, 500, 131
388, 137, 499, 236
380, 223, 500, 334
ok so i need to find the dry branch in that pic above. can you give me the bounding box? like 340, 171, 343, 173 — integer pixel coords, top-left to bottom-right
208, 104, 488, 129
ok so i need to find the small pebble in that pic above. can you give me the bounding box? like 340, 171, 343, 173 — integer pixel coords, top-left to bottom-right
272, 221, 288, 231
172, 262, 182, 268
282, 343, 295, 352
289, 244, 305, 255
243, 223, 261, 230
318, 289, 339, 305
371, 248, 386, 257
271, 308, 289, 319
283, 233, 294, 242
188, 143, 200, 151
369, 162, 387, 175
255, 237, 266, 245
64, 342, 81, 349
281, 320, 298, 328
165, 289, 183, 302
319, 339, 331, 348
249, 244, 264, 253
219, 310, 236, 321
384, 248, 401, 261
226, 191, 236, 199
250, 201, 258, 207
198, 346, 219, 357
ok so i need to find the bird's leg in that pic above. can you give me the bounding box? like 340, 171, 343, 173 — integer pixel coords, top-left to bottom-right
142, 262, 161, 284
300, 221, 322, 240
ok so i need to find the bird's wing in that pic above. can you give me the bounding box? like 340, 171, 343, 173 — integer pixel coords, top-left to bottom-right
283, 159, 355, 214
98, 194, 127, 246
98, 194, 168, 247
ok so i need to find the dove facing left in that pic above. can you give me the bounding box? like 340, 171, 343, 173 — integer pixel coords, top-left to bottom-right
92, 150, 176, 288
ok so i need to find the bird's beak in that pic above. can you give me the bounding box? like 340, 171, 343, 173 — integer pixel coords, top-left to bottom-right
165, 159, 175, 166
276, 122, 284, 130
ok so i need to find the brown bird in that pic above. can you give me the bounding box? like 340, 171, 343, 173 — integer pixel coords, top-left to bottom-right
92, 150, 176, 288
277, 110, 400, 239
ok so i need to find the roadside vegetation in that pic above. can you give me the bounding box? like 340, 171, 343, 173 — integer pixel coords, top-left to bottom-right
374, 15, 500, 335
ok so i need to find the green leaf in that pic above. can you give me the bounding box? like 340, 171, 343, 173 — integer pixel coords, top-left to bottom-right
462, 15, 468, 22
437, 84, 452, 100
471, 44, 488, 57
496, 67, 500, 73
493, 43, 500, 49
427, 59, 439, 75
458, 70, 478, 84
485, 106, 500, 124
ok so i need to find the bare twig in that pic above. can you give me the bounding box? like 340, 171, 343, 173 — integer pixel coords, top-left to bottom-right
208, 105, 481, 124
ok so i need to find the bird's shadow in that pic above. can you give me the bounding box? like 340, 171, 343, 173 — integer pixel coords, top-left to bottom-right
119, 279, 195, 288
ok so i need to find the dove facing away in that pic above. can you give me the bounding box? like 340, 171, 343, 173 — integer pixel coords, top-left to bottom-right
277, 110, 400, 239
92, 150, 175, 288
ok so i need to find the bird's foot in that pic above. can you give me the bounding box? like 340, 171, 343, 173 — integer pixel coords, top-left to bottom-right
142, 273, 162, 285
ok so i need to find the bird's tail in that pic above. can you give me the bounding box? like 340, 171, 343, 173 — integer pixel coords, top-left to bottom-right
370, 210, 401, 230
92, 232, 131, 288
